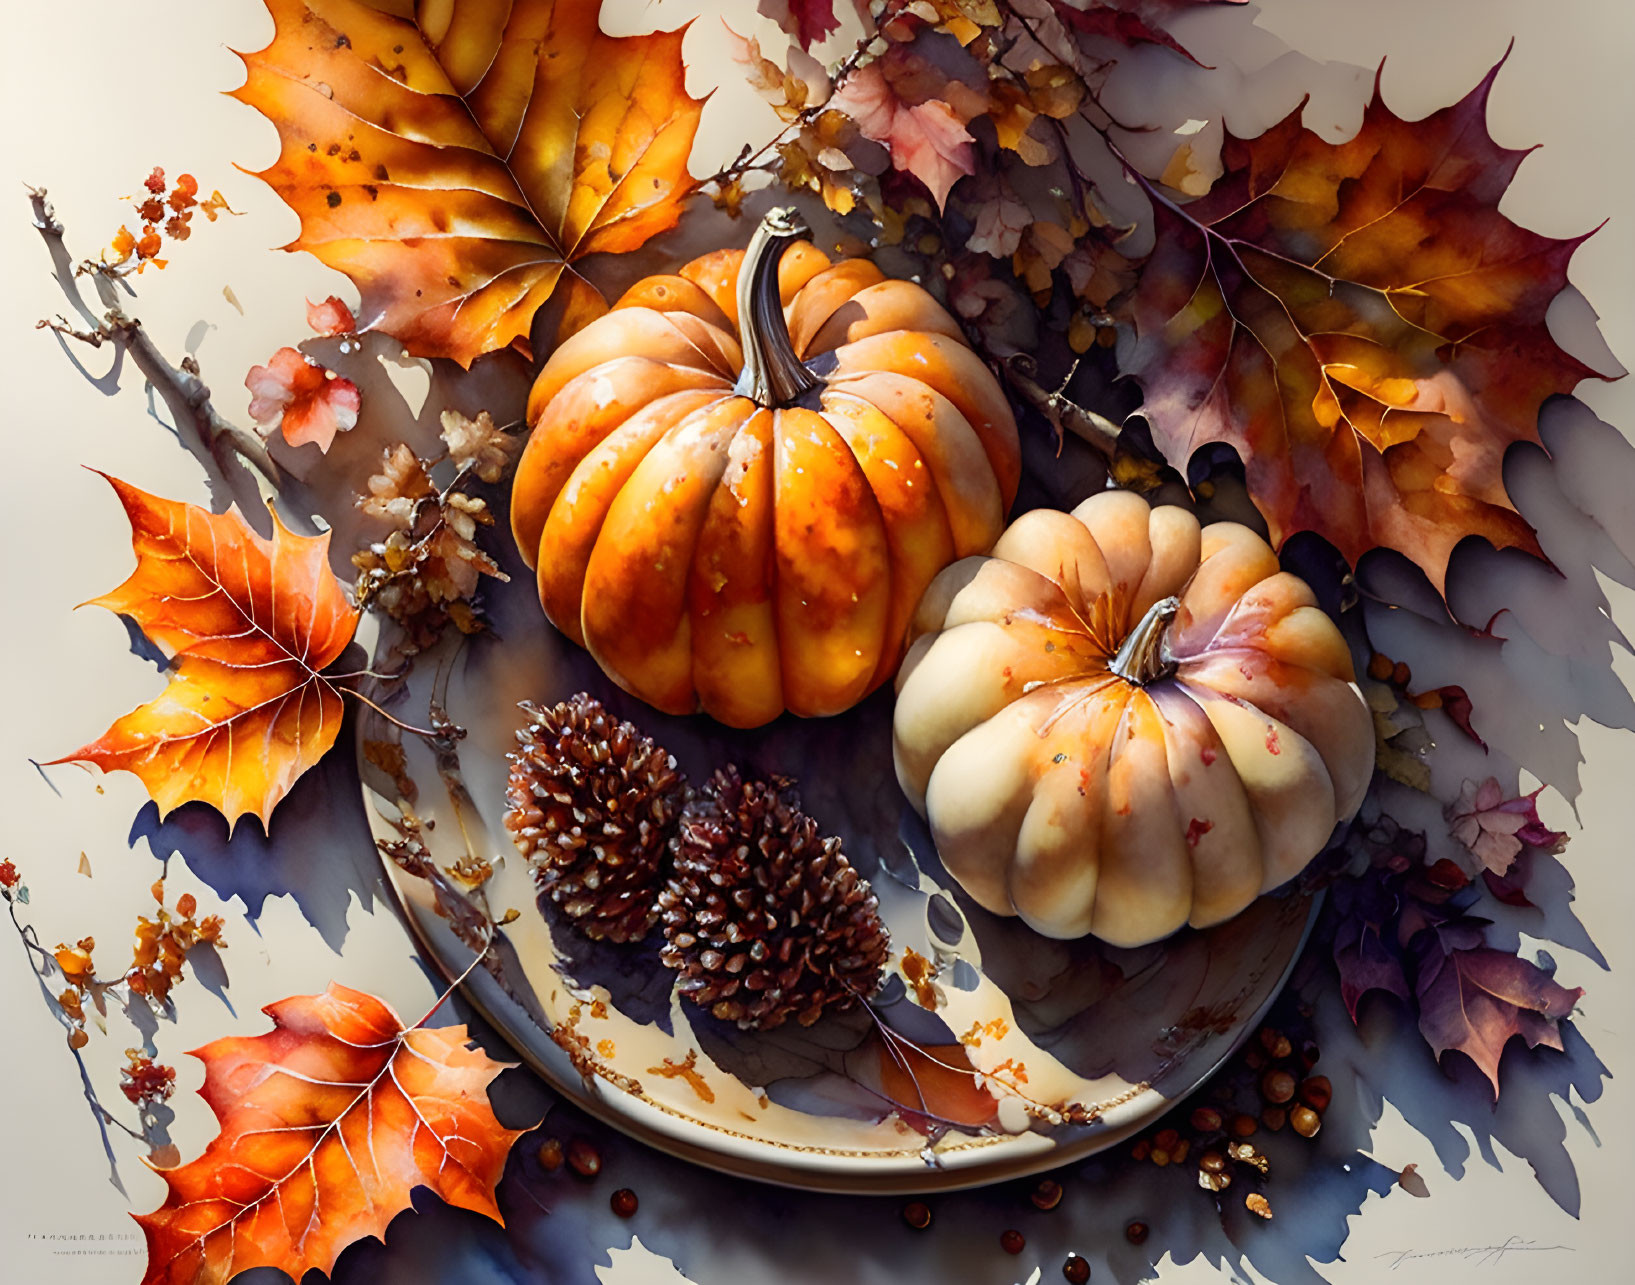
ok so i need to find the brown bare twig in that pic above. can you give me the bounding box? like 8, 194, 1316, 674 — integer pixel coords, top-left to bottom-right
701, 30, 880, 191
1004, 354, 1123, 457
27, 185, 283, 499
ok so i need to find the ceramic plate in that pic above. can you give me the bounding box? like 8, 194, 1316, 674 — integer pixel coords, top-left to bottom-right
356, 573, 1320, 1195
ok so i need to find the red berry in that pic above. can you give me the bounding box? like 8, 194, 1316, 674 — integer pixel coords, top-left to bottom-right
1030, 1178, 1063, 1211
566, 1139, 601, 1177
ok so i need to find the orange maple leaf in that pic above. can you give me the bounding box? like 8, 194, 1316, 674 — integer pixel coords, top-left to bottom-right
230, 0, 704, 366
51, 476, 359, 831
1124, 58, 1609, 593
873, 1038, 999, 1129
134, 983, 525, 1285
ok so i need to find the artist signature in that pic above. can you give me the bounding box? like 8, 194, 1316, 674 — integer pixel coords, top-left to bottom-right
1375, 1237, 1573, 1270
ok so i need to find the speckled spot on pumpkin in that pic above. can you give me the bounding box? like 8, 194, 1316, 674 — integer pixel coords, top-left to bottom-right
1266, 727, 1281, 755
1186, 818, 1214, 847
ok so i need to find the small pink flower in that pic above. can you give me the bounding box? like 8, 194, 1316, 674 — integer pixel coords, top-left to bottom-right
306, 295, 357, 337
245, 347, 361, 453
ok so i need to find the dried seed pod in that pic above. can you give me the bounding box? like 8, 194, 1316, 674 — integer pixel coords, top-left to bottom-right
1130, 1138, 1151, 1162
1198, 1167, 1232, 1193
567, 1138, 602, 1178
1030, 1179, 1063, 1211
1257, 1027, 1293, 1060
902, 1201, 932, 1230
1150, 1147, 1171, 1167
1199, 1151, 1227, 1174
1063, 1255, 1091, 1284
658, 768, 890, 1030
1230, 1113, 1258, 1139
1125, 1221, 1149, 1245
536, 1137, 564, 1171
1190, 1106, 1223, 1133
1171, 1139, 1190, 1165
1153, 1128, 1180, 1150
1246, 1192, 1273, 1219
1261, 1106, 1287, 1132
1000, 1229, 1026, 1254
1290, 1105, 1322, 1138
1298, 1076, 1332, 1112
505, 695, 686, 943
610, 1188, 638, 1218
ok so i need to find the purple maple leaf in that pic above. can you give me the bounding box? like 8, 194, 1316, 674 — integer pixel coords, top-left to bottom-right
1415, 946, 1582, 1098
1334, 915, 1410, 1020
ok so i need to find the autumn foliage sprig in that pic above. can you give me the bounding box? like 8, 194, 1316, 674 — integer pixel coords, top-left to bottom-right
2, 861, 217, 1160
1326, 813, 1580, 1098
353, 409, 522, 657
104, 165, 237, 275
722, 0, 1606, 595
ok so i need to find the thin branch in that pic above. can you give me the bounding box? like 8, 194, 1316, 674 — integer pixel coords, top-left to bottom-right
27, 185, 284, 499
38, 314, 108, 347
340, 686, 440, 739
701, 31, 880, 191
1049, 118, 1097, 223
409, 946, 491, 1032
6, 893, 132, 1191
1004, 354, 1123, 458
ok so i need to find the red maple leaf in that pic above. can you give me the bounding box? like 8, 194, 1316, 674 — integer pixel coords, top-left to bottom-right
135, 984, 524, 1285
830, 48, 987, 209
1050, 0, 1247, 67
761, 0, 841, 51
1124, 57, 1608, 593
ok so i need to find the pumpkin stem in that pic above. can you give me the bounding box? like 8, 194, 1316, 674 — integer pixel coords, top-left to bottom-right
1110, 595, 1180, 686
735, 206, 822, 407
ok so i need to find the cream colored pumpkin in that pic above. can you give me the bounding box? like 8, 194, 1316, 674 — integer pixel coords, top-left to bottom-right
893, 490, 1373, 947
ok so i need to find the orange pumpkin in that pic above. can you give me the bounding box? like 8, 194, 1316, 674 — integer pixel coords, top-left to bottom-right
511, 209, 1020, 727
893, 490, 1374, 947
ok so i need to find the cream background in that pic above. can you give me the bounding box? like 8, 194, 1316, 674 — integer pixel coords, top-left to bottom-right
0, 1, 1629, 1282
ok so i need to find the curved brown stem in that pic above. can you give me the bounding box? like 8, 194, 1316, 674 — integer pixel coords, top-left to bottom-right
701, 32, 878, 192
27, 185, 284, 501
1110, 595, 1179, 685
1003, 354, 1122, 460
734, 207, 821, 407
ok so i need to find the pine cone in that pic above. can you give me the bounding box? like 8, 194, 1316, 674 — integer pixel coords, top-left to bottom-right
659, 768, 889, 1030
504, 694, 686, 943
